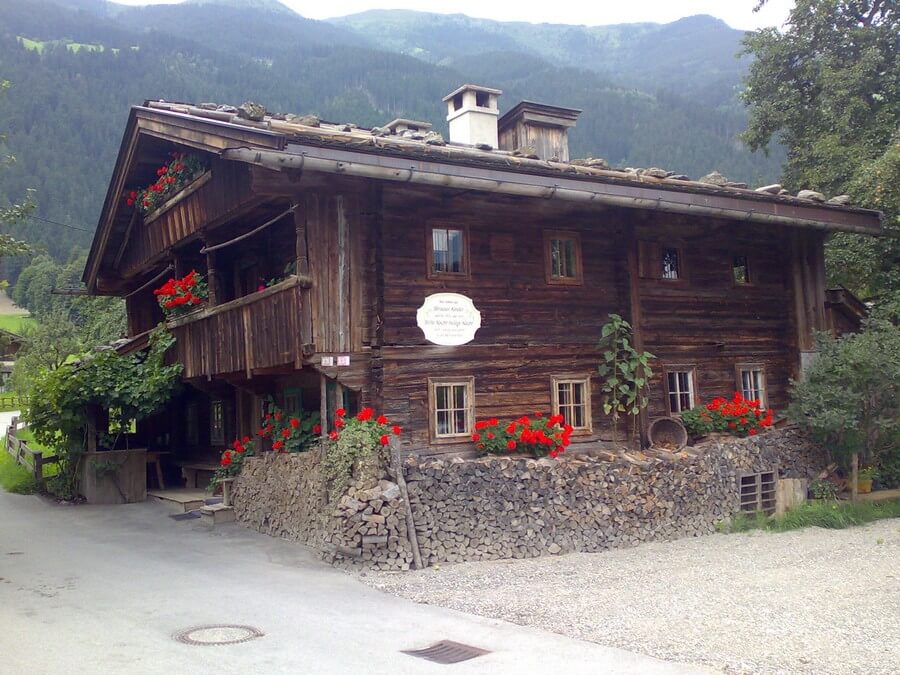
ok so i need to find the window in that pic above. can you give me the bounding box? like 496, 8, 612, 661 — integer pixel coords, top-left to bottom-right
661, 247, 681, 280
552, 377, 592, 431
428, 226, 468, 278
428, 377, 474, 440
283, 388, 302, 416
739, 470, 777, 514
733, 255, 750, 284
210, 400, 225, 445
186, 403, 199, 446
737, 366, 767, 407
666, 369, 696, 413
544, 231, 583, 284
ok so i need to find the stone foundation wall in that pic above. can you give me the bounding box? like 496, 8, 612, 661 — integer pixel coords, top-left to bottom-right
232, 427, 826, 569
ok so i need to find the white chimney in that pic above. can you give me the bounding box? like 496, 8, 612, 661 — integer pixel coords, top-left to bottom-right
443, 84, 503, 148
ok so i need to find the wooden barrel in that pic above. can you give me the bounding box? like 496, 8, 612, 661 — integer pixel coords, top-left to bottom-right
648, 416, 688, 451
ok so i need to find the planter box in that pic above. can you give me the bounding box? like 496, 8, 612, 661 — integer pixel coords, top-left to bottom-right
79, 448, 148, 504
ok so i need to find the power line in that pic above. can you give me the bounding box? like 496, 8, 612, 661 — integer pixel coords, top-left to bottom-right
24, 214, 92, 233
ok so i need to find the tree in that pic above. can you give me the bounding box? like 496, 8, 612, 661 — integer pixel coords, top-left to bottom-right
0, 79, 32, 264
741, 1, 899, 303
788, 319, 900, 470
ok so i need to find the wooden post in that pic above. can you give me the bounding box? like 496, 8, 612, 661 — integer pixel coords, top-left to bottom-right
851, 452, 859, 502
320, 373, 328, 440
392, 446, 424, 570
625, 232, 649, 448
206, 250, 219, 306
293, 203, 314, 352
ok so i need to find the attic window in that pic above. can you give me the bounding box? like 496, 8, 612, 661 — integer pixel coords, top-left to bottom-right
733, 255, 750, 284
475, 91, 490, 108
453, 93, 463, 111
661, 247, 681, 280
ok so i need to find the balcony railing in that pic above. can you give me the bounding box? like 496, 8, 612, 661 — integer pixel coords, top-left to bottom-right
169, 276, 306, 379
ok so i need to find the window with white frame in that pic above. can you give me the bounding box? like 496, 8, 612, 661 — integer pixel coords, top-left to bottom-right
552, 377, 591, 430
738, 366, 766, 407
429, 377, 474, 439
666, 369, 695, 413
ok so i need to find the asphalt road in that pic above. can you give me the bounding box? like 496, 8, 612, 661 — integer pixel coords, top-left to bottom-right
0, 490, 706, 674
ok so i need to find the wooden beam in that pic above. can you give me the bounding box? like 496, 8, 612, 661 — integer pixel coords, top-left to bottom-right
626, 231, 649, 448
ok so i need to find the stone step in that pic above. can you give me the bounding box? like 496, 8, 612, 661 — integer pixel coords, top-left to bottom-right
200, 503, 236, 526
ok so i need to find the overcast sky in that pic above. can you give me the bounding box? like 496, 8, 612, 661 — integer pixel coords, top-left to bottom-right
111, 0, 795, 31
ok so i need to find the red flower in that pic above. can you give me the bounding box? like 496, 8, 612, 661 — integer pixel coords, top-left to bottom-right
126, 198, 134, 206
290, 418, 300, 429
471, 433, 481, 442
549, 449, 559, 458
281, 428, 291, 439
220, 455, 232, 466
328, 431, 339, 441
379, 435, 390, 446
517, 416, 530, 425
376, 415, 388, 425
392, 425, 402, 435
506, 423, 517, 434
728, 422, 737, 429
534, 411, 543, 418
335, 408, 346, 417
313, 424, 322, 434
748, 428, 758, 436
489, 418, 498, 426
334, 418, 345, 429
257, 285, 266, 292
475, 420, 488, 431
273, 440, 284, 451
487, 432, 495, 440
507, 440, 516, 450
242, 436, 250, 444
357, 408, 374, 422
257, 428, 267, 437
275, 411, 283, 421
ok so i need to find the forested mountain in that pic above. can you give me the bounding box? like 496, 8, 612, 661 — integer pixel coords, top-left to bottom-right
0, 0, 783, 282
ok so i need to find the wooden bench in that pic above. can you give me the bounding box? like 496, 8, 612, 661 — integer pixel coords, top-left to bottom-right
177, 462, 219, 489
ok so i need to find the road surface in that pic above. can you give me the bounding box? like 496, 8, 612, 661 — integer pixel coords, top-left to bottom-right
0, 490, 706, 674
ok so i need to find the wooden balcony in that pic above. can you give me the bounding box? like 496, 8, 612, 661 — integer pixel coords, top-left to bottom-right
169, 276, 308, 379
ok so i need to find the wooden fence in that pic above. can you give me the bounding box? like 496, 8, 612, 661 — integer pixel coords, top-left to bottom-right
5, 417, 58, 487
0, 394, 26, 409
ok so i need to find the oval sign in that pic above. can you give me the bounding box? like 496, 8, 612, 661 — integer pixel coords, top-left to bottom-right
416, 293, 482, 346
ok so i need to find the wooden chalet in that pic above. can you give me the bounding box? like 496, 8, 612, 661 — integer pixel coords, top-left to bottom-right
83, 86, 882, 479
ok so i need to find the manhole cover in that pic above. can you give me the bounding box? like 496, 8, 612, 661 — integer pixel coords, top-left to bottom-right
173, 624, 264, 646
402, 640, 490, 664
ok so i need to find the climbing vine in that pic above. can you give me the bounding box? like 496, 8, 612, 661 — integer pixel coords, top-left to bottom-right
26, 326, 183, 498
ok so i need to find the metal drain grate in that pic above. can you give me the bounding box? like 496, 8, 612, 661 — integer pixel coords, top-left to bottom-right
173, 624, 264, 646
402, 640, 490, 664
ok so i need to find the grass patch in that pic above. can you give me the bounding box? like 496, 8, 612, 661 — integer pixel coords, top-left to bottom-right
0, 443, 38, 493
721, 500, 900, 534
0, 313, 37, 333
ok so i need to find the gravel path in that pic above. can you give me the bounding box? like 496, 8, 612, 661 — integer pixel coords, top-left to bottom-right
364, 519, 900, 674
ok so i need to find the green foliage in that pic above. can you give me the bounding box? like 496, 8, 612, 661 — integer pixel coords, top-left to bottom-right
680, 406, 728, 436
0, 443, 38, 494
721, 500, 900, 534
0, 79, 32, 262
788, 320, 900, 467
809, 479, 839, 500
597, 314, 654, 443
741, 1, 899, 304
323, 409, 393, 503
877, 443, 900, 489
26, 326, 182, 498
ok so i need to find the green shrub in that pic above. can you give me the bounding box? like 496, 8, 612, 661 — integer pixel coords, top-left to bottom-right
877, 444, 900, 489
789, 319, 900, 468
809, 479, 839, 500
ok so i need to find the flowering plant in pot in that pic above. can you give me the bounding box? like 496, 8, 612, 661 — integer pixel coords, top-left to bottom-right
856, 466, 878, 494
471, 412, 572, 458
153, 270, 208, 318
681, 392, 774, 438
212, 435, 257, 489
255, 404, 320, 453
124, 152, 205, 216
323, 407, 402, 502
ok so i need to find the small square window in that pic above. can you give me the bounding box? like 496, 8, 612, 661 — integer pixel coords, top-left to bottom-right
737, 366, 766, 408
661, 248, 681, 280
666, 369, 696, 413
429, 377, 475, 441
428, 226, 468, 278
210, 400, 225, 445
544, 231, 583, 285
552, 377, 592, 431
733, 255, 750, 284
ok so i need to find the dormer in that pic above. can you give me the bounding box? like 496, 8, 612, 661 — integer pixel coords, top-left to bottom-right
442, 84, 503, 148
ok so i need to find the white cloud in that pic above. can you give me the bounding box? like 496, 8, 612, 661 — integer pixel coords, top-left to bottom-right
110, 0, 795, 31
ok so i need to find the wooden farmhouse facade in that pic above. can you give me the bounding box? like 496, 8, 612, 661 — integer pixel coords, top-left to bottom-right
84, 87, 882, 472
